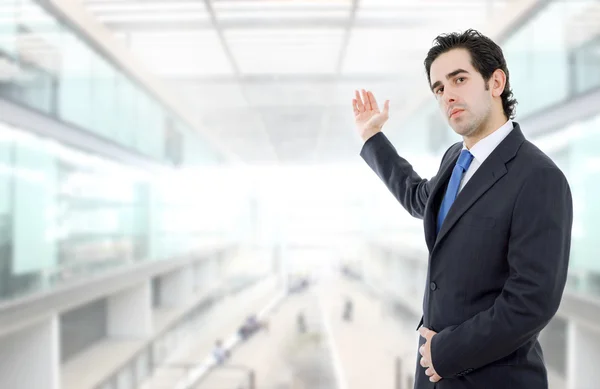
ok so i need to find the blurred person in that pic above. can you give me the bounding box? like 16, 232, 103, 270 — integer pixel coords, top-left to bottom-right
238, 314, 268, 340
353, 29, 572, 389
212, 339, 229, 365
238, 315, 257, 340
342, 297, 353, 322
297, 311, 307, 333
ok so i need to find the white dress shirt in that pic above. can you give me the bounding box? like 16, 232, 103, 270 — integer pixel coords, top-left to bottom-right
459, 120, 514, 192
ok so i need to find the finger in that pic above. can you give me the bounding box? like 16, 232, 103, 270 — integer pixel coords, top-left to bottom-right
361, 89, 371, 110
425, 367, 434, 377
368, 91, 379, 111
430, 374, 442, 383
419, 345, 425, 356
418, 327, 430, 338
352, 99, 359, 115
420, 357, 428, 368
383, 100, 390, 115
354, 90, 364, 112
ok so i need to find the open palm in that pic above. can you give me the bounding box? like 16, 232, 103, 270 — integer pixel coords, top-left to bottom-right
352, 89, 390, 142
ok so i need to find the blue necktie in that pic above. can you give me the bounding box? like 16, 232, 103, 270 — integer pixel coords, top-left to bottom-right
437, 149, 474, 234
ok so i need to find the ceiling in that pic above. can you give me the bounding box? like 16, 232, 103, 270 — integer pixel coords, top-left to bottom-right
82, 0, 515, 164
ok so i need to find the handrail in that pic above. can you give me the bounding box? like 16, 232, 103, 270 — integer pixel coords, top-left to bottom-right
174, 289, 287, 389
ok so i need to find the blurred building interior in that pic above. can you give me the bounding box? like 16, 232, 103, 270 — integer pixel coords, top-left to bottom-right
0, 0, 599, 388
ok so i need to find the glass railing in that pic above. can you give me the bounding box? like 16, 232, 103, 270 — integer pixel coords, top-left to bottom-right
0, 0, 220, 166
0, 119, 238, 304
93, 276, 266, 389
539, 113, 600, 300
502, 0, 600, 118
570, 35, 600, 97
94, 293, 220, 389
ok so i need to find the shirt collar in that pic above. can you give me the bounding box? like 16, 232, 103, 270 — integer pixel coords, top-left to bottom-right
463, 119, 513, 164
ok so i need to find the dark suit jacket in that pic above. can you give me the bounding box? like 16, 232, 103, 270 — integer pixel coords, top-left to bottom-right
360, 122, 573, 389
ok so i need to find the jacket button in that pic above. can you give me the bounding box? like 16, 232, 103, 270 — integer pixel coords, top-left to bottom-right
430, 282, 437, 291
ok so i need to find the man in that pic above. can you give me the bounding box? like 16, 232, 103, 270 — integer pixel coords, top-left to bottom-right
353, 29, 572, 389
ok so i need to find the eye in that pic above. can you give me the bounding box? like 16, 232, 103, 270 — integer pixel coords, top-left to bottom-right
435, 87, 444, 95
456, 77, 465, 84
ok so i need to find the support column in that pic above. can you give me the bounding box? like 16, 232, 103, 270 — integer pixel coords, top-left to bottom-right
192, 261, 202, 292
567, 320, 600, 389
206, 257, 220, 290
160, 265, 194, 307
0, 316, 59, 389
107, 281, 152, 337
194, 259, 213, 292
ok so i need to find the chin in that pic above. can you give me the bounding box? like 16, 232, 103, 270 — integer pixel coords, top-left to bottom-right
450, 125, 470, 137
450, 120, 478, 137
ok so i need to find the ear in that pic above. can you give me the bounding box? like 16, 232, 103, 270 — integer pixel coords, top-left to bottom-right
490, 69, 506, 98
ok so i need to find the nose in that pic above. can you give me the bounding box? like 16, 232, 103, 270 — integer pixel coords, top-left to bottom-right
444, 88, 458, 105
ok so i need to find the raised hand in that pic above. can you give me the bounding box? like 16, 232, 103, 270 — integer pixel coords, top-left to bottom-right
352, 89, 390, 143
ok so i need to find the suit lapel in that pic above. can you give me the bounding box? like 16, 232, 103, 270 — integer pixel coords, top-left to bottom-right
424, 145, 461, 252
431, 123, 526, 253
433, 154, 507, 249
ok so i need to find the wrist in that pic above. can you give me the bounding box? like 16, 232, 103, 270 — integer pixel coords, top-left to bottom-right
361, 129, 381, 143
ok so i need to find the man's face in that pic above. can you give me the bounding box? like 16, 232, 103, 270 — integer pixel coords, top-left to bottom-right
429, 48, 492, 138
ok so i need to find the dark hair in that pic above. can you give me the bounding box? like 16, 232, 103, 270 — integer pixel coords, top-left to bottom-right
424, 29, 517, 119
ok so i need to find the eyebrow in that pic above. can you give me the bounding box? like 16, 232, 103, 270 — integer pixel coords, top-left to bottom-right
430, 68, 470, 92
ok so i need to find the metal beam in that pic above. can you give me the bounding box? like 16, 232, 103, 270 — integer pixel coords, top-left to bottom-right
103, 17, 421, 32
88, 3, 349, 13
84, 0, 348, 10
200, 0, 279, 162
336, 0, 360, 74
203, 0, 240, 77
165, 73, 410, 84
313, 0, 360, 163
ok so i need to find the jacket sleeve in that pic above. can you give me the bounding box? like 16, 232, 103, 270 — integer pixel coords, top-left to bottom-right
360, 132, 456, 219
430, 167, 573, 377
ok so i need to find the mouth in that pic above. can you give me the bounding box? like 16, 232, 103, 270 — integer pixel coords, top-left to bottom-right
449, 109, 464, 119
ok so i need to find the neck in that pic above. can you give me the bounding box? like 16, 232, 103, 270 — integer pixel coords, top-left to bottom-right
464, 111, 508, 149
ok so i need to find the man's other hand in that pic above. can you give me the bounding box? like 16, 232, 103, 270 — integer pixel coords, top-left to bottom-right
352, 89, 390, 143
419, 327, 442, 383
